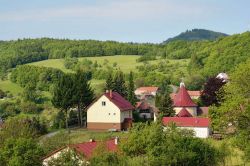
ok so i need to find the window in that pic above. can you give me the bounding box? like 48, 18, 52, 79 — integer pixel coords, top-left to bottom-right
113, 113, 116, 115
102, 101, 106, 106
108, 113, 111, 115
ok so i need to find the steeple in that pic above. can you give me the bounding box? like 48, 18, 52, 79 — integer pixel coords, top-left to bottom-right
173, 82, 197, 107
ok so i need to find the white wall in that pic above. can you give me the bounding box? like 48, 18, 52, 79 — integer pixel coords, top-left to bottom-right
180, 126, 210, 138
139, 113, 152, 119
120, 110, 132, 122
87, 95, 121, 123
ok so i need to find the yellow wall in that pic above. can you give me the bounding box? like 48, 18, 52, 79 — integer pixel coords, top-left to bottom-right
87, 95, 121, 123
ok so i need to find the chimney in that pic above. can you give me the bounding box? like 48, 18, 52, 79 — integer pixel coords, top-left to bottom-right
115, 136, 119, 145
89, 139, 95, 142
109, 90, 113, 98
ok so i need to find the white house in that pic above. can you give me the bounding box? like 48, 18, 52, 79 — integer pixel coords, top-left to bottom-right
162, 117, 210, 138
87, 91, 134, 131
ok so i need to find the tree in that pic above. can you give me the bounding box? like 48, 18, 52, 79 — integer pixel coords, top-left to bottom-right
0, 138, 44, 166
47, 150, 86, 166
127, 71, 136, 106
105, 72, 114, 91
52, 74, 75, 132
72, 70, 94, 127
201, 77, 226, 106
113, 71, 127, 97
155, 85, 175, 117
22, 83, 41, 103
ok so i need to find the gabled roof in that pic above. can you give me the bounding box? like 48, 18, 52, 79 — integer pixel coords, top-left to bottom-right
135, 87, 159, 93
104, 92, 134, 111
72, 139, 117, 159
162, 117, 210, 127
136, 101, 150, 110
173, 84, 197, 107
177, 108, 192, 117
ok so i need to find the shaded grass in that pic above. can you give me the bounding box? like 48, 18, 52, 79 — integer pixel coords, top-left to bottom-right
0, 79, 23, 96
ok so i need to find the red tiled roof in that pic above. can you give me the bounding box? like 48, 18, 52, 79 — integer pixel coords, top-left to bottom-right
104, 92, 134, 111
43, 139, 118, 160
162, 117, 210, 127
135, 101, 150, 110
72, 139, 117, 159
135, 87, 159, 93
173, 85, 197, 107
177, 108, 192, 117
187, 91, 201, 97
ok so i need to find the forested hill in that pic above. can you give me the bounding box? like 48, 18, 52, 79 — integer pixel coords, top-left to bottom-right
163, 29, 228, 43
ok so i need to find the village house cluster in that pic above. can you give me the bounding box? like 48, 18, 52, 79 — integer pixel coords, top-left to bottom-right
43, 78, 217, 164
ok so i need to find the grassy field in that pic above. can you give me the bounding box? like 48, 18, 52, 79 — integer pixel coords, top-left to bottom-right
28, 55, 189, 74
0, 79, 23, 96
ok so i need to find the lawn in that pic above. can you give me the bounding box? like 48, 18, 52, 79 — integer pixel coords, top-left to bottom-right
28, 55, 190, 74
0, 79, 23, 96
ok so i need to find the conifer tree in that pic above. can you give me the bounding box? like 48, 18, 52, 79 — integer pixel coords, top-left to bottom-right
105, 72, 113, 91
72, 70, 94, 127
127, 71, 136, 105
113, 71, 127, 97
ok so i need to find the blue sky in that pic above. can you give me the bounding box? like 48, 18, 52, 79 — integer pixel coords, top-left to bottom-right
0, 0, 249, 43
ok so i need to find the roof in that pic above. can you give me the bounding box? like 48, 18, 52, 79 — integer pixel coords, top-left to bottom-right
136, 101, 150, 110
177, 108, 192, 117
162, 117, 210, 127
43, 139, 118, 160
173, 84, 197, 107
72, 139, 117, 159
187, 91, 201, 97
104, 92, 134, 111
135, 87, 159, 93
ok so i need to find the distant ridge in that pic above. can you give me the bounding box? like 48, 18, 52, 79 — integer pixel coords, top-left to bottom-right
163, 29, 228, 43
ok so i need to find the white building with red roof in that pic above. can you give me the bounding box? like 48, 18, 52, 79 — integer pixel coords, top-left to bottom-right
87, 91, 134, 131
173, 82, 198, 116
162, 117, 210, 138
42, 138, 119, 165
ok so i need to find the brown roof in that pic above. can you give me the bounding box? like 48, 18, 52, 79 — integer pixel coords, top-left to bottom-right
135, 101, 150, 110
173, 85, 197, 107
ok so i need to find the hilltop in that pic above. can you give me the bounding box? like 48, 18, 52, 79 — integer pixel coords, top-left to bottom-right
163, 29, 228, 43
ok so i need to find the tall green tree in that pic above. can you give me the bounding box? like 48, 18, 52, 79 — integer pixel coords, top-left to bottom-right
105, 72, 114, 91
127, 71, 136, 105
52, 74, 74, 132
113, 71, 127, 97
72, 70, 94, 127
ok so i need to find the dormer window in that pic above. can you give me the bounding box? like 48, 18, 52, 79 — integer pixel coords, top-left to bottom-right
102, 101, 106, 106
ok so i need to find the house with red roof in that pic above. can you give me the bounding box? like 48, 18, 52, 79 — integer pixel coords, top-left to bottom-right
134, 86, 159, 99
135, 100, 155, 120
42, 137, 119, 166
162, 117, 210, 138
87, 90, 134, 131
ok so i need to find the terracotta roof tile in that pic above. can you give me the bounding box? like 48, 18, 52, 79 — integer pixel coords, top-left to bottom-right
104, 92, 134, 111
162, 117, 210, 127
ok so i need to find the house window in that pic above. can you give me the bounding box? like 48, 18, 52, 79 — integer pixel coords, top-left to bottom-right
108, 113, 111, 115
113, 113, 116, 115
102, 101, 106, 106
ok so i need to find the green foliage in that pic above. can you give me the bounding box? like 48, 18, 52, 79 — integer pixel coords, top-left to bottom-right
127, 71, 137, 106
47, 149, 86, 166
163, 29, 228, 43
64, 57, 78, 69
120, 122, 221, 166
210, 60, 250, 161
0, 138, 44, 166
0, 89, 6, 98
11, 65, 63, 91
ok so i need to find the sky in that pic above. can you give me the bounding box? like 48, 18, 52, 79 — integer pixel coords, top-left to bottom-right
0, 0, 249, 43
